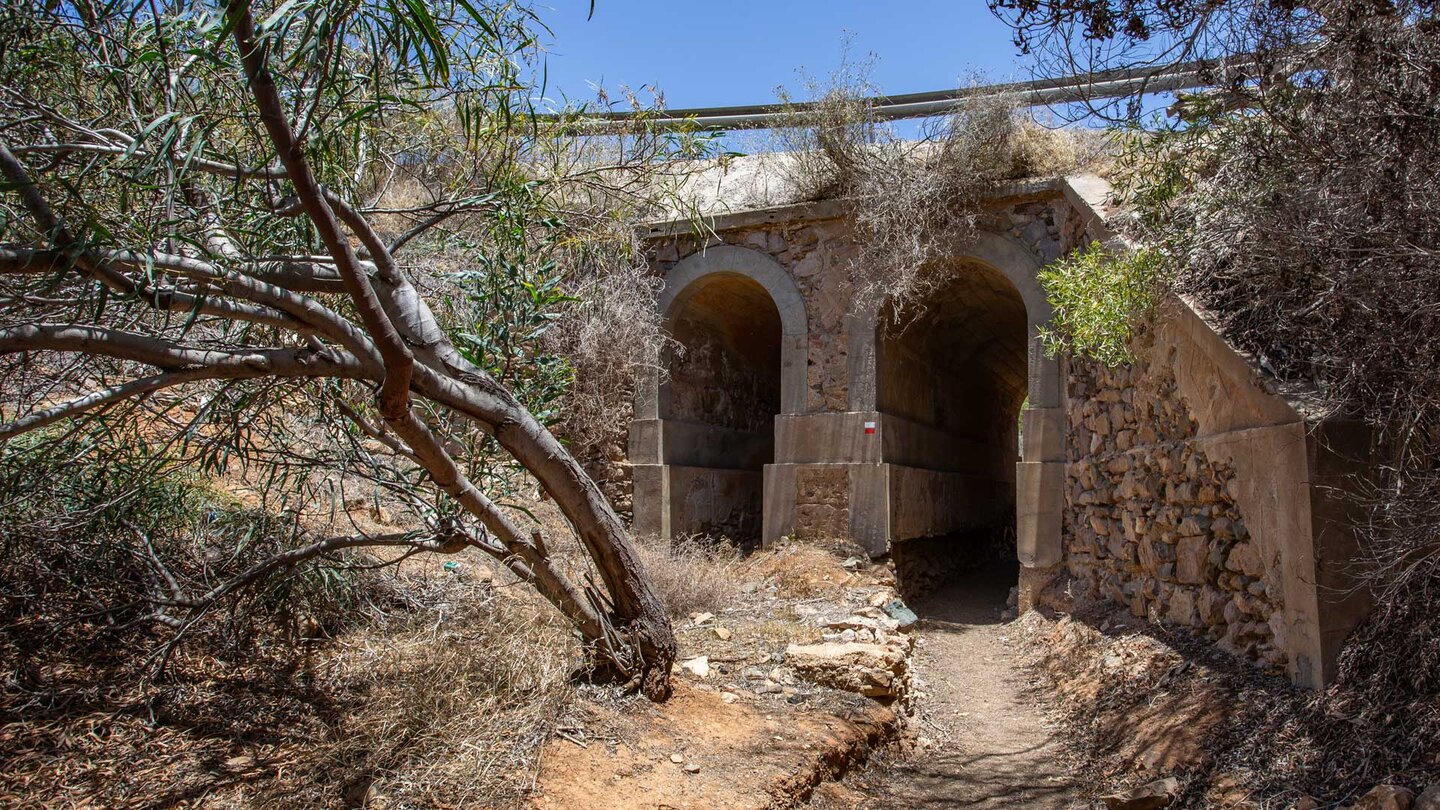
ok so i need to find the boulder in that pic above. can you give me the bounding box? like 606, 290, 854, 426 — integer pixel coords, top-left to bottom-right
881, 599, 919, 631
1167, 588, 1199, 627
1101, 777, 1181, 809
1414, 785, 1440, 810
785, 642, 908, 698
1226, 542, 1265, 578
824, 613, 900, 633
1352, 785, 1415, 810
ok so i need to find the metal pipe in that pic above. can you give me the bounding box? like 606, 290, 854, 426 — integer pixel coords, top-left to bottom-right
539, 56, 1261, 134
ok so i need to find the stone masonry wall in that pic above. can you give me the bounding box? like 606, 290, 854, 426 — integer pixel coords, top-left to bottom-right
1064, 343, 1288, 672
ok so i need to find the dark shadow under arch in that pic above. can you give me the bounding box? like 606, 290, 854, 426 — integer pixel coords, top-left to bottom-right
658, 272, 783, 545
875, 260, 1030, 596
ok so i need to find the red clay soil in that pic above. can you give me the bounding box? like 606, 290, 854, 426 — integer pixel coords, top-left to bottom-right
530, 681, 897, 810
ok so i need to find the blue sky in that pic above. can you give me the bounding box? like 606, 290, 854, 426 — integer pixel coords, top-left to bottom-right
533, 2, 1036, 111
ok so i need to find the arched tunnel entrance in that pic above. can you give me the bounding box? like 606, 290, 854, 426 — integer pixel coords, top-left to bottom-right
658, 272, 782, 546
875, 260, 1030, 599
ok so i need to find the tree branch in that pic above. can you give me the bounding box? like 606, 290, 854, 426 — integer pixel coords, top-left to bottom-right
0, 370, 210, 440
0, 323, 368, 378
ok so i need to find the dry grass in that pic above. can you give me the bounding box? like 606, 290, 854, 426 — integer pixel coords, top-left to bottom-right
632, 534, 742, 619
739, 540, 860, 600
258, 562, 579, 809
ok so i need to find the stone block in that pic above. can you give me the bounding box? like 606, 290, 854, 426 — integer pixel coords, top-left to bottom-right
1176, 534, 1209, 585
786, 642, 908, 699
1225, 542, 1264, 578
1167, 588, 1199, 627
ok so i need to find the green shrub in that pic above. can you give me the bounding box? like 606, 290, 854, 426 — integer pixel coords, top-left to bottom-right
1037, 241, 1160, 367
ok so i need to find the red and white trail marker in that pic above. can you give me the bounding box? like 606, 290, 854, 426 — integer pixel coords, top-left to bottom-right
863, 421, 877, 435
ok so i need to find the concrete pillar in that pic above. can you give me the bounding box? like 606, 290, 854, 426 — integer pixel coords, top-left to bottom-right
762, 463, 796, 545
630, 464, 669, 539
1017, 405, 1066, 580
1016, 460, 1064, 568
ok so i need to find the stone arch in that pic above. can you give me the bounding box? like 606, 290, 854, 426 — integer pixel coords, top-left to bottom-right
634, 245, 808, 422
629, 245, 808, 545
843, 231, 1065, 581
846, 231, 1060, 414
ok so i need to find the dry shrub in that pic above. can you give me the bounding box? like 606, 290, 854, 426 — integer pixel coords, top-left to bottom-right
1012, 116, 1114, 179
773, 60, 1110, 315
0, 429, 378, 663
771, 50, 887, 203
632, 535, 741, 618
545, 216, 666, 463
261, 567, 577, 808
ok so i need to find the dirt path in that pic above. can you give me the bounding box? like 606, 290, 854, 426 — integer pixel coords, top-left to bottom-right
857, 562, 1088, 808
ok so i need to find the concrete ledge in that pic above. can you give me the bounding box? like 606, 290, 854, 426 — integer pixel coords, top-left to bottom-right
775, 413, 884, 465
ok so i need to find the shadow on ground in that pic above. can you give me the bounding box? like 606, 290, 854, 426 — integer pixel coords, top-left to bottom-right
847, 559, 1090, 809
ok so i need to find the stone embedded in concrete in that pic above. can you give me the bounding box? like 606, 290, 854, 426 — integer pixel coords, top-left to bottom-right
794, 466, 851, 540
785, 642, 909, 699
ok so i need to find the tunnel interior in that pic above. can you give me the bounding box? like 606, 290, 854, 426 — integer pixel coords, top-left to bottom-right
661, 272, 782, 546
875, 260, 1030, 598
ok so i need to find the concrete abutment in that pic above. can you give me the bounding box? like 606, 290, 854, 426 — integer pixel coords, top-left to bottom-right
630, 175, 1381, 688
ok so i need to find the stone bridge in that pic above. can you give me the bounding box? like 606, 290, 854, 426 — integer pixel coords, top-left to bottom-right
628, 173, 1373, 689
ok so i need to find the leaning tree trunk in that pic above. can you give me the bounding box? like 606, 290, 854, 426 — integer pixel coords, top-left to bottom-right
227, 1, 676, 697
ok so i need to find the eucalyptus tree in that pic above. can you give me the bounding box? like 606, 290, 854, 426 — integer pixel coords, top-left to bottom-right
0, 0, 697, 699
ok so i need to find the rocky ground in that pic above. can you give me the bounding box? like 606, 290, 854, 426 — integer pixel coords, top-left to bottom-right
529, 541, 922, 809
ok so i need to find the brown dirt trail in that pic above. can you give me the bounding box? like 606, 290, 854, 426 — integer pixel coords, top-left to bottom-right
858, 562, 1088, 808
